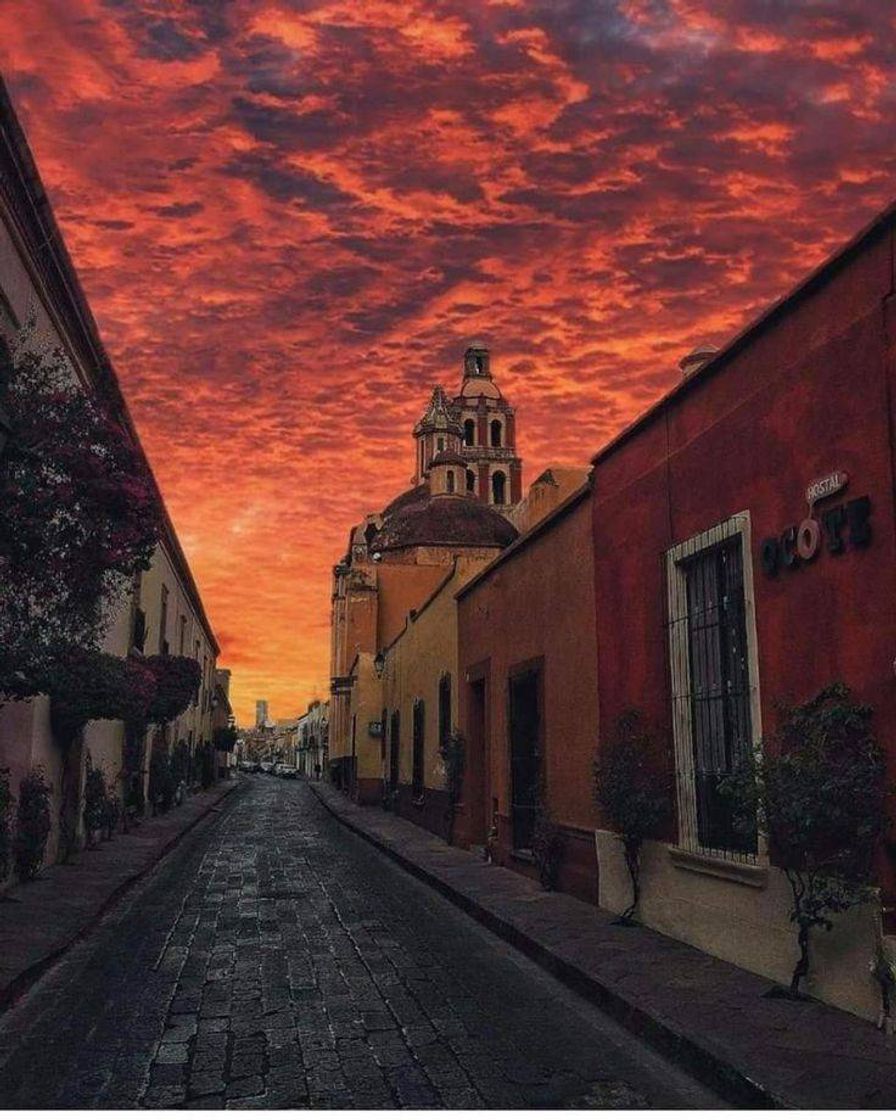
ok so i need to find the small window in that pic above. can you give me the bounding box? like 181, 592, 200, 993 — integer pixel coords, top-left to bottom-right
447, 470, 455, 493
490, 419, 502, 448
132, 607, 147, 653
437, 437, 444, 452
466, 469, 476, 492
492, 470, 506, 505
412, 698, 425, 800
464, 419, 476, 446
159, 585, 169, 655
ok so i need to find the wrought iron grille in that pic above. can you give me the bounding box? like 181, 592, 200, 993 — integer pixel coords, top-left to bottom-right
667, 517, 758, 864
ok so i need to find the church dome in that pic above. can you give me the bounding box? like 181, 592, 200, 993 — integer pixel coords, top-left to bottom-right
371, 492, 517, 553
381, 484, 428, 519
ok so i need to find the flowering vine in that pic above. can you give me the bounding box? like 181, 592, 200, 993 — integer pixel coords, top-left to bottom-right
0, 330, 161, 700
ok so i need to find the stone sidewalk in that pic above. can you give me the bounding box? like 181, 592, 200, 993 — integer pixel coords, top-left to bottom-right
311, 782, 896, 1109
0, 778, 239, 1013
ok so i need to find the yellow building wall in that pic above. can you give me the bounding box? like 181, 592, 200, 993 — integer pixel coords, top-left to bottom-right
0, 196, 217, 874
348, 654, 383, 791
381, 557, 490, 792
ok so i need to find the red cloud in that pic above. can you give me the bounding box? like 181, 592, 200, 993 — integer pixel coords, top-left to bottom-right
2, 0, 894, 723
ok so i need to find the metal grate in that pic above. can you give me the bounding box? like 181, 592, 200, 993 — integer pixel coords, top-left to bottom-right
667, 517, 758, 864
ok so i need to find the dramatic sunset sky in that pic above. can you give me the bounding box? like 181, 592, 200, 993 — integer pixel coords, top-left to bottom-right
2, 2, 895, 725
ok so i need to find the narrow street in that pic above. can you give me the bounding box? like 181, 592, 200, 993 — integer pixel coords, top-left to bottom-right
0, 778, 724, 1109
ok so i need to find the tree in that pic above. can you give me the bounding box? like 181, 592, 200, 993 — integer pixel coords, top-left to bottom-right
723, 683, 889, 997
49, 649, 157, 743
213, 726, 238, 754
144, 656, 201, 724
14, 768, 52, 880
0, 332, 160, 701
593, 711, 669, 925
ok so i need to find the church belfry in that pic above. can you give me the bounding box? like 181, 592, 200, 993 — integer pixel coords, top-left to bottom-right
453, 341, 521, 510
409, 343, 522, 510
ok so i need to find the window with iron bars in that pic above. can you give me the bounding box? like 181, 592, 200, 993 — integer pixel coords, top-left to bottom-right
666, 514, 760, 863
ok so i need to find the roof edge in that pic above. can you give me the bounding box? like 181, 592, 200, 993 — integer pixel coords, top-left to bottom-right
591, 198, 896, 470
457, 477, 592, 602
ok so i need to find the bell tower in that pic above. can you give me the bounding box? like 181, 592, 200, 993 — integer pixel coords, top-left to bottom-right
453, 342, 522, 510
411, 385, 463, 485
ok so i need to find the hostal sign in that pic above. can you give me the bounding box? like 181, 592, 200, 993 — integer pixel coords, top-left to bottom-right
760, 470, 872, 576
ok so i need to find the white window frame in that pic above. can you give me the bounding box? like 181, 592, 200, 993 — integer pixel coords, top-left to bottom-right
665, 511, 766, 865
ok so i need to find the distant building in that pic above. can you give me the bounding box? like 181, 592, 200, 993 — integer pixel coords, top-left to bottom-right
329, 344, 521, 798
255, 699, 269, 728
295, 700, 329, 778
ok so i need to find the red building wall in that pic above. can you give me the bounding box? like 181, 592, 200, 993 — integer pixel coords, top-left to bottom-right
591, 215, 896, 914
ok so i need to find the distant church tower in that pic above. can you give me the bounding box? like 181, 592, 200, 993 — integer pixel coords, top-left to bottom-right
411, 342, 522, 511
453, 341, 522, 509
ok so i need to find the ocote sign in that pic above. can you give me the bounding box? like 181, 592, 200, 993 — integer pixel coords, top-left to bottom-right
760, 471, 871, 577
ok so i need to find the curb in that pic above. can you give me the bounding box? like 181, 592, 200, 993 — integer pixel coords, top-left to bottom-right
0, 779, 242, 1016
311, 783, 779, 1110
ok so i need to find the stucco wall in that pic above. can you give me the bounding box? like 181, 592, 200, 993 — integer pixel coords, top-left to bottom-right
590, 220, 896, 1019
458, 492, 598, 901
0, 153, 217, 878
380, 558, 490, 838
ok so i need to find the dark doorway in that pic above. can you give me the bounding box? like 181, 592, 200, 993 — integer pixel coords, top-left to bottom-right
412, 699, 425, 800
389, 709, 401, 803
467, 677, 487, 843
509, 668, 540, 850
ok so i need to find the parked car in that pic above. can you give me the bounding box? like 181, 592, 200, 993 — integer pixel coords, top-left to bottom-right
259, 761, 275, 774
279, 766, 298, 780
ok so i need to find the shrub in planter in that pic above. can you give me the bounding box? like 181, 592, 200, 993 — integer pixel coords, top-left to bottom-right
144, 656, 201, 724
213, 726, 237, 755
148, 750, 175, 814
0, 768, 13, 882
532, 794, 566, 891
82, 755, 107, 845
593, 711, 670, 925
14, 768, 52, 880
171, 740, 191, 787
100, 793, 120, 840
198, 741, 216, 789
722, 683, 888, 997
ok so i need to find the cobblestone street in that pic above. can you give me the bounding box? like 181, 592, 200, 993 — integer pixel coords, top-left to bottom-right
0, 778, 722, 1109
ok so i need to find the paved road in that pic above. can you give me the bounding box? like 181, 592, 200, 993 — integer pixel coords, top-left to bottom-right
0, 778, 724, 1109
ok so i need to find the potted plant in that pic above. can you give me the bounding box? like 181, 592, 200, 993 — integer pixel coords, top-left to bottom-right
593, 711, 669, 925
723, 683, 888, 998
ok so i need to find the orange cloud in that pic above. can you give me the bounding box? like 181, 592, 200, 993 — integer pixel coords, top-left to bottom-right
1, 0, 894, 724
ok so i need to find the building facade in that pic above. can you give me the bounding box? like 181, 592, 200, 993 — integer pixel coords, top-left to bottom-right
456, 482, 598, 899
329, 344, 520, 798
295, 699, 328, 777
588, 203, 896, 1021
0, 80, 220, 871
